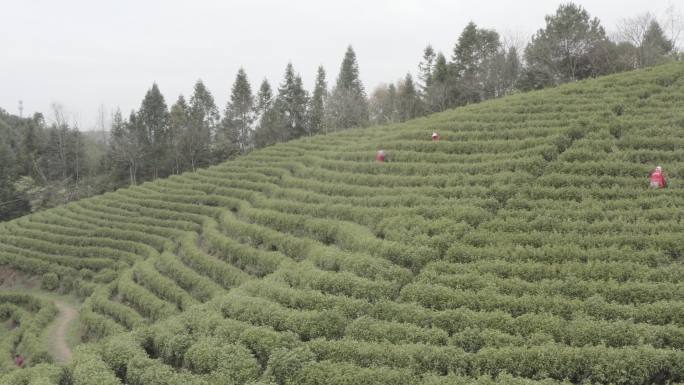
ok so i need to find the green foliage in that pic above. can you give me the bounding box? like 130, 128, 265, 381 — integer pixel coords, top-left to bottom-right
524, 3, 608, 85
326, 46, 369, 130
3, 63, 684, 385
40, 273, 59, 291
184, 338, 260, 383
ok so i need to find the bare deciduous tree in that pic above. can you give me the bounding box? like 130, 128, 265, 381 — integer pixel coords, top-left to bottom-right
663, 4, 683, 53
616, 12, 655, 48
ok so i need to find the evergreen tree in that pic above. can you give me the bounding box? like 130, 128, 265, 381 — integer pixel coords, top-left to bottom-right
642, 20, 673, 66
254, 79, 274, 124
66, 124, 84, 185
425, 52, 450, 113
254, 79, 277, 149
254, 99, 287, 148
524, 3, 607, 87
222, 68, 255, 154
397, 73, 423, 121
450, 22, 502, 104
187, 80, 219, 170
0, 134, 29, 221
42, 104, 73, 182
169, 95, 190, 174
137, 83, 170, 179
418, 45, 437, 94
276, 63, 309, 140
308, 66, 328, 135
503, 46, 521, 93
326, 46, 369, 130
108, 109, 143, 185
19, 117, 45, 179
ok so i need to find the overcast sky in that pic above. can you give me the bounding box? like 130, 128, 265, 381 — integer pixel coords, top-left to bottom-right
0, 0, 677, 129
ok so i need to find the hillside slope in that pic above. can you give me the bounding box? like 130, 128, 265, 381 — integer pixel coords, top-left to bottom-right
1, 63, 683, 384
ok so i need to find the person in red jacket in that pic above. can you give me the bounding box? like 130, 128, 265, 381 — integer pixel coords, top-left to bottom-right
432, 132, 440, 142
14, 354, 24, 368
650, 166, 667, 189
375, 150, 386, 162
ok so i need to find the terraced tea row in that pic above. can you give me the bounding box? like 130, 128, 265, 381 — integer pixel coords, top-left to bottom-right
0, 63, 683, 384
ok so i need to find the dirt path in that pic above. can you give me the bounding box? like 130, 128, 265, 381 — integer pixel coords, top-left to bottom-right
48, 301, 77, 364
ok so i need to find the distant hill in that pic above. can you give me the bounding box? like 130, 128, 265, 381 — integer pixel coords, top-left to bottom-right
1, 63, 683, 384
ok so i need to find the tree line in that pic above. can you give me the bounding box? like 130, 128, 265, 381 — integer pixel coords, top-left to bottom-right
370, 3, 681, 125
0, 105, 106, 221
0, 2, 681, 221
107, 45, 367, 186
108, 3, 683, 184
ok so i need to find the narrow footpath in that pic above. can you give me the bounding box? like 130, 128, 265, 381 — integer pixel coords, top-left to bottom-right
47, 301, 77, 364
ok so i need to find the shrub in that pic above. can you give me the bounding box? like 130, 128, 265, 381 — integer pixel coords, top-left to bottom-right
40, 272, 59, 291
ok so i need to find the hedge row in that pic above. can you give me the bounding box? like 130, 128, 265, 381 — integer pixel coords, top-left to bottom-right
132, 260, 197, 311
178, 233, 251, 290
154, 251, 223, 303
117, 271, 176, 322
399, 282, 684, 325
305, 338, 684, 384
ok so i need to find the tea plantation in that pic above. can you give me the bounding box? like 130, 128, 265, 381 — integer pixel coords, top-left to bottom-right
1, 63, 683, 384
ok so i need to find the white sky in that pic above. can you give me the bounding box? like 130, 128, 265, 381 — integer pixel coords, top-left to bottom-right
0, 0, 677, 129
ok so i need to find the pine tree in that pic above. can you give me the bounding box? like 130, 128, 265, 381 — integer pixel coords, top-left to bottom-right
187, 80, 219, 170
326, 46, 369, 130
308, 66, 328, 135
222, 68, 255, 154
138, 83, 170, 179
